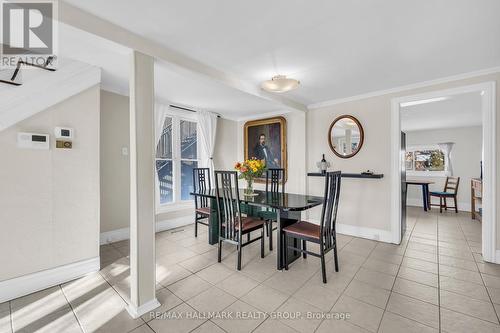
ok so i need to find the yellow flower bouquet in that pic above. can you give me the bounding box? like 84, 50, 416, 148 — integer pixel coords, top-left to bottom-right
234, 158, 266, 195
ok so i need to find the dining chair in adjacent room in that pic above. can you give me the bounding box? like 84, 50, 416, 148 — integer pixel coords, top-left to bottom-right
282, 171, 341, 283
215, 171, 266, 270
193, 167, 211, 237
430, 176, 460, 213
257, 168, 285, 251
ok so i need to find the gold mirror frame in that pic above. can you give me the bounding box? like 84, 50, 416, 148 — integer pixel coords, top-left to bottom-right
328, 115, 364, 159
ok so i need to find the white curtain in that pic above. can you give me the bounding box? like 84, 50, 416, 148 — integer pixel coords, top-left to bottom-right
154, 103, 170, 205
438, 142, 455, 175
197, 110, 218, 175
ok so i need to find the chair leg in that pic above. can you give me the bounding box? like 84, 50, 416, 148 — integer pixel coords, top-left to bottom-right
269, 222, 273, 251
237, 244, 242, 271
440, 197, 443, 213
454, 196, 458, 213
302, 240, 307, 259
261, 227, 265, 258
283, 234, 289, 270
320, 248, 327, 283
218, 240, 222, 263
333, 240, 339, 272
247, 233, 250, 242
444, 197, 448, 211
195, 215, 198, 237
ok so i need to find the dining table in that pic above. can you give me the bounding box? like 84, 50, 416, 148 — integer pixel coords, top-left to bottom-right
405, 179, 434, 211
190, 188, 324, 270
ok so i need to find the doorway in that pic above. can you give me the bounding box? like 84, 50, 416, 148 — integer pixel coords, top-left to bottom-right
390, 82, 497, 263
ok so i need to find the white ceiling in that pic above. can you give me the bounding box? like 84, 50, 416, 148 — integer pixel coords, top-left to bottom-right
401, 91, 482, 132
61, 0, 500, 116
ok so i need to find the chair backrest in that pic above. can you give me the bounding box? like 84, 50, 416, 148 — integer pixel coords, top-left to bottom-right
319, 171, 342, 250
193, 168, 211, 208
444, 176, 460, 194
265, 168, 285, 194
214, 171, 242, 242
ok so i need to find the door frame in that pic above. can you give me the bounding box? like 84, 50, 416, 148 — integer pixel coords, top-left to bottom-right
390, 82, 497, 263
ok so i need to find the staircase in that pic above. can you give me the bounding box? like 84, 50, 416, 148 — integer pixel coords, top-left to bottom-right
0, 57, 101, 131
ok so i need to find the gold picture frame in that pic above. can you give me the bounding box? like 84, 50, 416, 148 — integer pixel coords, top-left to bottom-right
244, 116, 287, 183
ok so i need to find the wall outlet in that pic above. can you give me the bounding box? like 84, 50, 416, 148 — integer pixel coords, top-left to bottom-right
121, 147, 129, 156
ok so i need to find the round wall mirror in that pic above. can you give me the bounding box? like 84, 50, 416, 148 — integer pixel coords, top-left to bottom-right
328, 115, 364, 158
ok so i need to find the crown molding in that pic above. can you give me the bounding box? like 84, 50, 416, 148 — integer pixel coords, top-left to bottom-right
308, 66, 500, 110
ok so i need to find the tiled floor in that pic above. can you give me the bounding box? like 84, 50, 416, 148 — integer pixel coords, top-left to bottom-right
2, 207, 500, 333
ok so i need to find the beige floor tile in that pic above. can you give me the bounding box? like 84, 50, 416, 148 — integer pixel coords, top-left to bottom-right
61, 272, 110, 305
397, 266, 438, 288
378, 311, 438, 333
13, 307, 81, 333
195, 263, 234, 284
393, 278, 438, 305
488, 287, 500, 305
483, 274, 500, 289
167, 274, 212, 301
440, 290, 498, 324
253, 318, 299, 333
354, 268, 395, 290
238, 256, 276, 282
179, 255, 215, 273
213, 300, 266, 333
190, 320, 225, 333
129, 324, 156, 333
401, 257, 438, 274
439, 255, 478, 272
439, 275, 490, 301
438, 247, 475, 261
331, 295, 384, 333
71, 287, 143, 333
406, 242, 437, 254
276, 297, 323, 333
479, 263, 500, 277
216, 272, 259, 298
369, 251, 404, 265
316, 318, 371, 333
263, 271, 309, 295
156, 263, 192, 287
362, 258, 399, 276
439, 264, 483, 285
149, 303, 206, 333
440, 308, 500, 333
386, 292, 439, 329
405, 249, 438, 263
0, 310, 12, 333
293, 281, 341, 311
344, 280, 390, 309
142, 288, 183, 322
187, 286, 236, 313
241, 284, 288, 313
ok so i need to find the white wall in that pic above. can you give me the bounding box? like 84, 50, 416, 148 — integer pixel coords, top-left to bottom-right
306, 72, 500, 245
405, 126, 482, 211
0, 85, 100, 281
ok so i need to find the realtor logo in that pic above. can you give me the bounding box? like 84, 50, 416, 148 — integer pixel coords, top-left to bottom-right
1, 0, 57, 69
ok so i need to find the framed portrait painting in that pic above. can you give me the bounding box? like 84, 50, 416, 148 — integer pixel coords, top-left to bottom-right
244, 116, 287, 182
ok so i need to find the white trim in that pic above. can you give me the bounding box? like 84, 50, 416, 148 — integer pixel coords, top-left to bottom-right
406, 199, 471, 213
494, 251, 500, 265
390, 82, 496, 261
232, 109, 292, 122
100, 216, 193, 245
337, 223, 394, 243
309, 66, 500, 110
126, 298, 161, 319
0, 257, 99, 303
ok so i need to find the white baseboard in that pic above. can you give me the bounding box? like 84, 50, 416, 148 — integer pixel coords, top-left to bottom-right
126, 298, 161, 319
100, 216, 193, 245
406, 198, 471, 212
336, 223, 394, 243
0, 257, 100, 303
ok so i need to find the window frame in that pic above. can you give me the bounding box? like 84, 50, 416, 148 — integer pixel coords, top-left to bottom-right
406, 144, 449, 177
155, 109, 199, 213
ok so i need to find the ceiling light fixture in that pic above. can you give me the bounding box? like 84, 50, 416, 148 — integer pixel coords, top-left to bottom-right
261, 75, 300, 93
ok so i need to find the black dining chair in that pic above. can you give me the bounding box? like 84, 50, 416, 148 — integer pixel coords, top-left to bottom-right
283, 171, 341, 283
257, 168, 285, 251
193, 168, 211, 237
215, 171, 266, 270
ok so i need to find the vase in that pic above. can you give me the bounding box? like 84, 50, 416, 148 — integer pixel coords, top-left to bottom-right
244, 178, 254, 196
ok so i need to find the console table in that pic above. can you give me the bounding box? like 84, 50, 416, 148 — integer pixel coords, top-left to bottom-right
307, 172, 384, 179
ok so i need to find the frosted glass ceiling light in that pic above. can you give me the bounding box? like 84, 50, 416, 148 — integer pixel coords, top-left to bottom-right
261, 75, 300, 93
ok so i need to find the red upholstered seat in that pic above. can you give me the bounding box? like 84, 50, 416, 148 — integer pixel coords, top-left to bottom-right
223, 216, 265, 233
283, 221, 320, 239
196, 207, 211, 216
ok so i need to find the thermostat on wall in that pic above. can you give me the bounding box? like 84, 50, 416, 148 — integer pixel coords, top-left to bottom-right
54, 127, 74, 139
17, 133, 50, 150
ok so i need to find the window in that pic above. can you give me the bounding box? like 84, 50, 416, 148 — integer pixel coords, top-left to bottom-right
406, 145, 447, 175
156, 114, 198, 207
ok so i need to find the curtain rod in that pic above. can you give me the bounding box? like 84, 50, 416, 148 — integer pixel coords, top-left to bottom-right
169, 104, 221, 118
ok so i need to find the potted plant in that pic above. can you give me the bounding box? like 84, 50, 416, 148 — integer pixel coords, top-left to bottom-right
234, 158, 266, 196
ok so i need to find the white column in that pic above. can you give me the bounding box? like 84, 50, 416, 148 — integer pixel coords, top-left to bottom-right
126, 51, 160, 318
